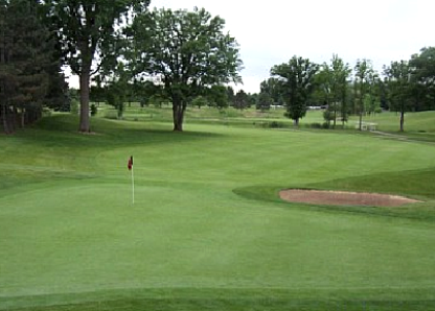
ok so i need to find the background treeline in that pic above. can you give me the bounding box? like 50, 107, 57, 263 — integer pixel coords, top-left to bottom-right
1, 0, 435, 133
258, 51, 435, 131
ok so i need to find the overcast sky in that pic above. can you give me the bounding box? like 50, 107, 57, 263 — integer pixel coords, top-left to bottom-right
65, 1, 434, 94
151, 0, 434, 93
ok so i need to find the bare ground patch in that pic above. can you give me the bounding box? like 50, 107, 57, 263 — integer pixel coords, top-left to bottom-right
279, 189, 422, 207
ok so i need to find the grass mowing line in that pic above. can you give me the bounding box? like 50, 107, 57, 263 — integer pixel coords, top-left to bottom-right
2, 288, 435, 311
372, 130, 435, 145
2, 115, 435, 310
5, 284, 435, 295
0, 164, 95, 174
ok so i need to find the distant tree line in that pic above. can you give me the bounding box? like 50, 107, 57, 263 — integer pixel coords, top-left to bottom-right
1, 0, 435, 133
87, 82, 256, 116
259, 50, 435, 132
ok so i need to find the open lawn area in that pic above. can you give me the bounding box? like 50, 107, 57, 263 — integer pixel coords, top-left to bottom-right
1, 112, 435, 310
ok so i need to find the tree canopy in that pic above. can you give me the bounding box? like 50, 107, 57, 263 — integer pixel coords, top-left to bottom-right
410, 47, 435, 110
383, 60, 414, 131
129, 7, 243, 131
271, 56, 319, 126
260, 78, 284, 107
3, 1, 435, 136
44, 0, 150, 132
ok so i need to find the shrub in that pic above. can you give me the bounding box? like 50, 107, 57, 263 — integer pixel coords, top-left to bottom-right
322, 122, 330, 129
90, 104, 98, 116
269, 121, 284, 128
310, 123, 322, 129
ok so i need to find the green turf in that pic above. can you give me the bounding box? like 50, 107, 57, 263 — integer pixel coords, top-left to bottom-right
106, 103, 435, 138
357, 111, 435, 143
1, 114, 435, 310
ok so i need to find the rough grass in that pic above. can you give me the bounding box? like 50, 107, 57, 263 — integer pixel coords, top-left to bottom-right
110, 104, 435, 141
1, 113, 435, 311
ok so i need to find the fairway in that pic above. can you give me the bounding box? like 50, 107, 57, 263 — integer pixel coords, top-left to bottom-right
1, 115, 435, 311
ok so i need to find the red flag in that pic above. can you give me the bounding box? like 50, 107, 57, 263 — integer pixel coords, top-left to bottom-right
128, 156, 133, 170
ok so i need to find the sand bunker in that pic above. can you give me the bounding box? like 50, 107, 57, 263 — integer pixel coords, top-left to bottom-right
279, 189, 421, 207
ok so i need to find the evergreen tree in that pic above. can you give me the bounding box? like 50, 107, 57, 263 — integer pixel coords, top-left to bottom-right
0, 0, 63, 133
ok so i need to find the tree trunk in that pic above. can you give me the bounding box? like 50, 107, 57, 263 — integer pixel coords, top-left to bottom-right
357, 96, 363, 131
1, 101, 9, 134
293, 118, 299, 127
20, 107, 25, 128
341, 100, 345, 128
400, 110, 405, 132
172, 100, 186, 132
79, 69, 91, 132
0, 25, 9, 134
341, 87, 347, 128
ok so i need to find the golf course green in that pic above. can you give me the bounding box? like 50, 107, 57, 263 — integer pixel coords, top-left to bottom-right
1, 110, 435, 310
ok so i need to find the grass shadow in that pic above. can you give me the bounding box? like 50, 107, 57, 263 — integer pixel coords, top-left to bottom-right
2, 287, 435, 311
10, 114, 225, 148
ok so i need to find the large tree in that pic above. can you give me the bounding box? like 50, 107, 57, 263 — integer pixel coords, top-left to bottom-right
364, 70, 381, 116
129, 7, 242, 131
314, 62, 334, 122
330, 55, 351, 127
44, 0, 150, 132
383, 60, 414, 132
410, 47, 435, 110
271, 56, 319, 126
354, 59, 375, 131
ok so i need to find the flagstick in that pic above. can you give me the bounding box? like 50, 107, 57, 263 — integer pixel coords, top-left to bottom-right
131, 165, 135, 204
